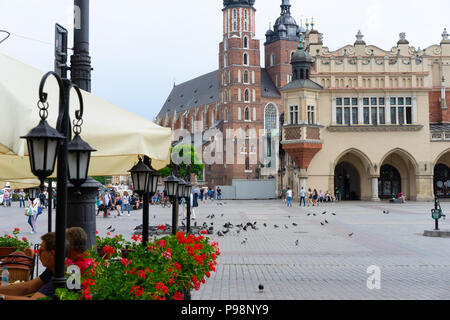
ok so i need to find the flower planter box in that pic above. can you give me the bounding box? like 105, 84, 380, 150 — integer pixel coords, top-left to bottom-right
0, 247, 15, 256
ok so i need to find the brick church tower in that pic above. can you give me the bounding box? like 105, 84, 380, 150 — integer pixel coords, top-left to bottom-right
264, 0, 303, 90
215, 0, 264, 186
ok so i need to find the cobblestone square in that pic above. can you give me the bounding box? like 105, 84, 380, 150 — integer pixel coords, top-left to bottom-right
1, 199, 449, 300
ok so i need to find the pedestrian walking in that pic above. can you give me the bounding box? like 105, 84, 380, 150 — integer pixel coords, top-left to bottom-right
114, 193, 122, 216
192, 189, 198, 220
286, 187, 293, 207
217, 187, 222, 200
299, 187, 306, 207
122, 191, 131, 216
307, 188, 313, 207
19, 189, 26, 208
3, 188, 10, 207
103, 190, 111, 217
25, 197, 40, 234
281, 188, 287, 204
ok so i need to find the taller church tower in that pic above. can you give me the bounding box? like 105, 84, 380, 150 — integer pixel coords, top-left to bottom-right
217, 0, 263, 185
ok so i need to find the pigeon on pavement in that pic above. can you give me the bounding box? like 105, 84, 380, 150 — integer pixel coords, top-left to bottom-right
348, 233, 354, 237
325, 220, 328, 224
320, 222, 324, 226
292, 223, 298, 226
274, 225, 279, 228
322, 211, 327, 215
258, 284, 264, 292
107, 226, 112, 230
295, 240, 299, 246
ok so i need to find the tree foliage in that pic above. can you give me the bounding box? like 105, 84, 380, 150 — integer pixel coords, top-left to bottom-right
158, 144, 204, 180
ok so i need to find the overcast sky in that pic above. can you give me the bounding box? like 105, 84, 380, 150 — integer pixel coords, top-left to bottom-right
1, 0, 449, 122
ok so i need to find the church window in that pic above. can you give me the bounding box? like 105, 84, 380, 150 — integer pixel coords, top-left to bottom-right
244, 70, 249, 84
244, 89, 250, 103
264, 104, 278, 132
270, 54, 275, 66
244, 106, 250, 121
244, 36, 249, 49
243, 53, 249, 66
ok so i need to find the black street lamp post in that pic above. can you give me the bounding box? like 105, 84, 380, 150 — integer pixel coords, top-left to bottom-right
185, 165, 192, 234
129, 156, 160, 246
21, 71, 94, 294
164, 164, 181, 235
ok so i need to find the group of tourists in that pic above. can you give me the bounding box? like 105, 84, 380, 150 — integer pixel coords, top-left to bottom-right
96, 190, 138, 218
282, 187, 337, 207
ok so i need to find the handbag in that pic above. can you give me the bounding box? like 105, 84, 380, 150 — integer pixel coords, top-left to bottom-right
25, 207, 33, 216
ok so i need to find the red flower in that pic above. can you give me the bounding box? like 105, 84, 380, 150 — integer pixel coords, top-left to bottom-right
200, 230, 208, 235
173, 291, 183, 300
22, 237, 28, 242
120, 258, 132, 267
130, 286, 144, 297
155, 282, 168, 294
138, 269, 147, 279
157, 225, 166, 231
96, 230, 99, 235
14, 228, 20, 233
158, 240, 166, 247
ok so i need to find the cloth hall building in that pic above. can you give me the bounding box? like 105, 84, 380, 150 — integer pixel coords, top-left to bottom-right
155, 0, 450, 201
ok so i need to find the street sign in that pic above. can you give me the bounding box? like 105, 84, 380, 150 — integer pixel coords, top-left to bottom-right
55, 23, 68, 78
432, 209, 442, 220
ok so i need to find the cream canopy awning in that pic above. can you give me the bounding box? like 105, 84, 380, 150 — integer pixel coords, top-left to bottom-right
0, 53, 172, 184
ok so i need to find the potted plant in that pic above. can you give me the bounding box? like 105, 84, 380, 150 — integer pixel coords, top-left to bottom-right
0, 228, 32, 256
55, 231, 220, 300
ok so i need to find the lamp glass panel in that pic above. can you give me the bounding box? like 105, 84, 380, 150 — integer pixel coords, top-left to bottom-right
78, 152, 89, 180
32, 139, 46, 172
67, 152, 79, 180
45, 139, 59, 172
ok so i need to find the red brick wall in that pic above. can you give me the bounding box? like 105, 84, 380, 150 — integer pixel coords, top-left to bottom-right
429, 91, 450, 123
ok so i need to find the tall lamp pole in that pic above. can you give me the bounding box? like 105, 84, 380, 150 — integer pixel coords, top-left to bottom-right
71, 0, 92, 92
21, 71, 95, 295
185, 165, 192, 234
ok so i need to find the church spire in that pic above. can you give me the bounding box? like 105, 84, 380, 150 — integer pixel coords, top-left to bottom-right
281, 0, 291, 15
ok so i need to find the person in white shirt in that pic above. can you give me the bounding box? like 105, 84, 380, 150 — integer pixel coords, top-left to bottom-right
286, 188, 293, 207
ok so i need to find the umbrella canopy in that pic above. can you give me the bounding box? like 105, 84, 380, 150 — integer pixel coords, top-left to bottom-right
0, 53, 172, 181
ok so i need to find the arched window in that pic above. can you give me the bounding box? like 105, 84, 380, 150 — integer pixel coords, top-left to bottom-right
244, 70, 249, 84
270, 54, 275, 66
243, 53, 249, 66
245, 157, 250, 171
264, 104, 278, 132
244, 89, 250, 102
243, 36, 249, 49
244, 106, 250, 121
232, 9, 237, 31
244, 10, 249, 31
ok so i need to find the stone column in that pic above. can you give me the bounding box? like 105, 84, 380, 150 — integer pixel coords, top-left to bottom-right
67, 177, 103, 251
371, 177, 380, 202
416, 174, 434, 202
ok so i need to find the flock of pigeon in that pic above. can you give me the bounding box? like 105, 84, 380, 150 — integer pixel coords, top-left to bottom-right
102, 202, 394, 294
